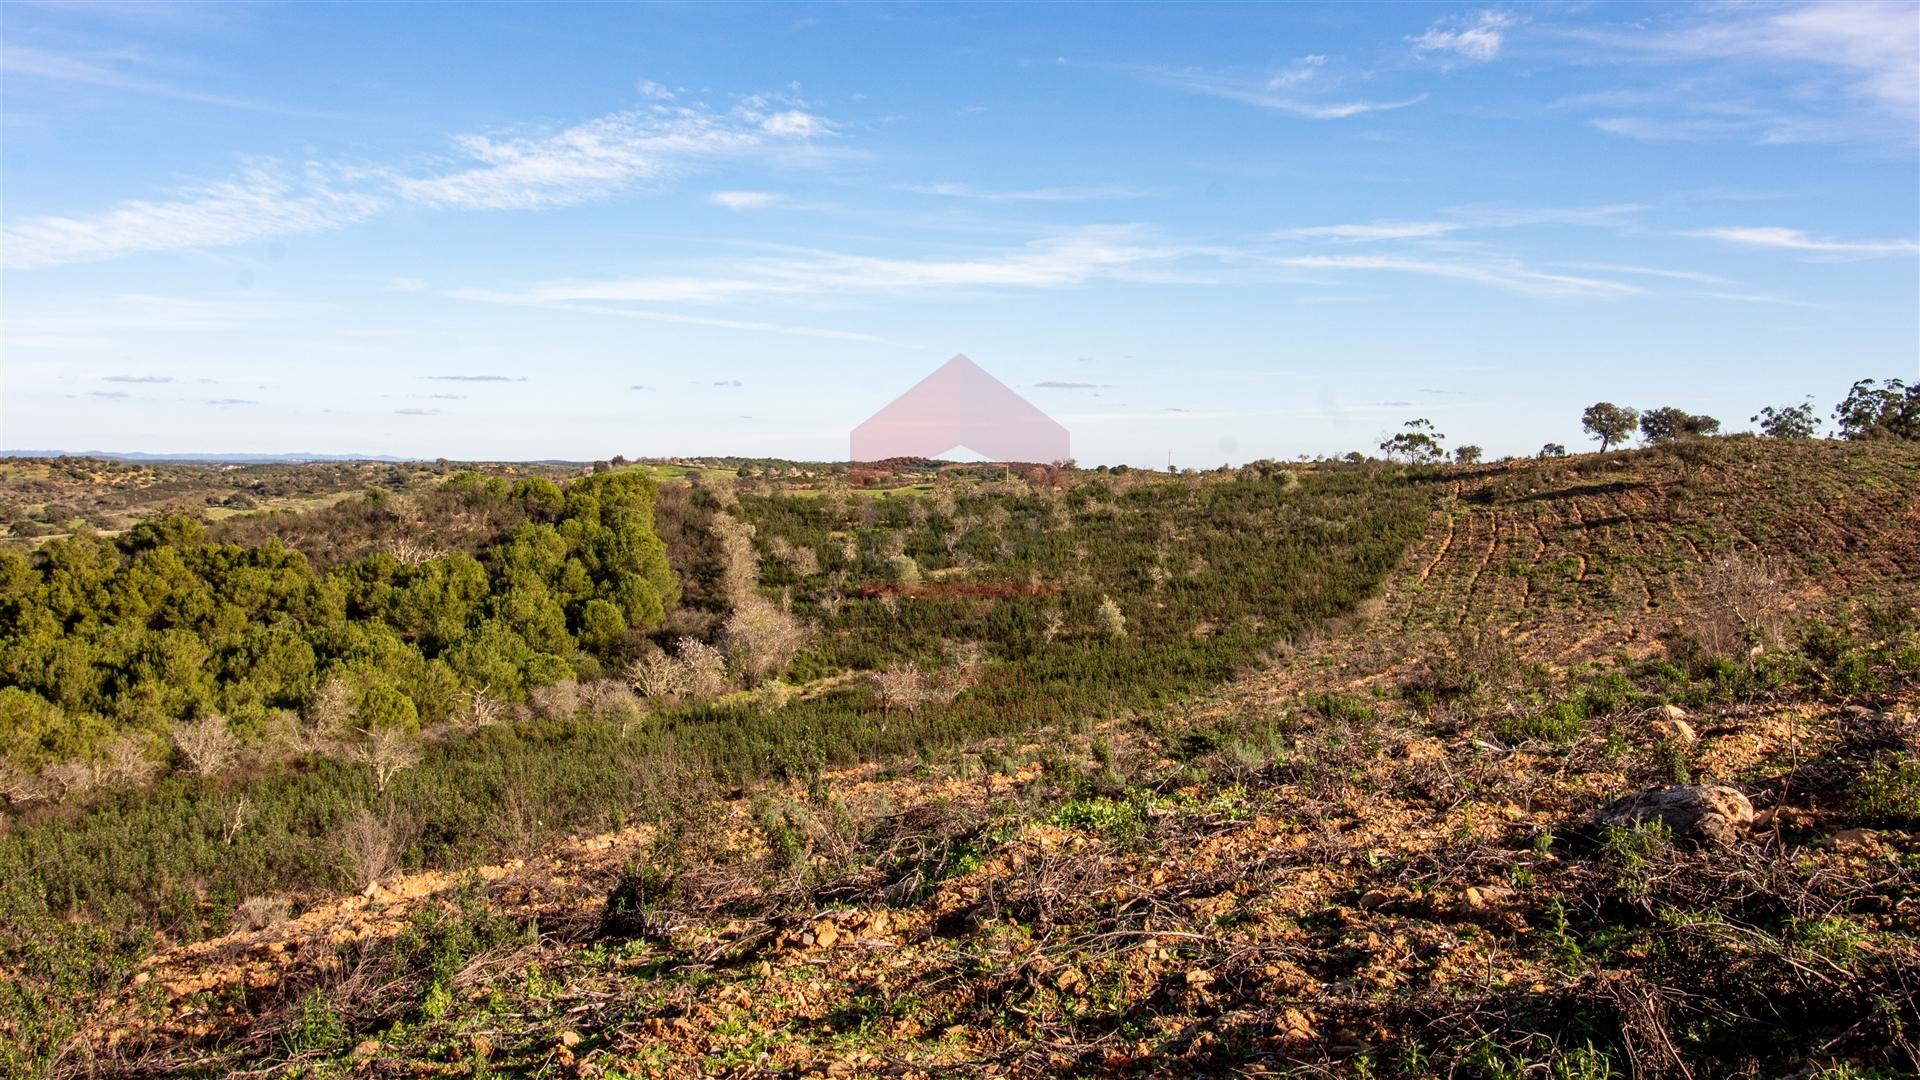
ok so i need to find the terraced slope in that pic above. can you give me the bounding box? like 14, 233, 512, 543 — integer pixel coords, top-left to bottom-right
59, 441, 1920, 1079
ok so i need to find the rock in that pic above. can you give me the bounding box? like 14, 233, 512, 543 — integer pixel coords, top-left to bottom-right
1280, 1007, 1319, 1044
558, 1030, 582, 1048
1463, 885, 1515, 910
1184, 968, 1214, 989
1592, 785, 1754, 846
1830, 828, 1882, 854
811, 920, 839, 949
352, 1039, 381, 1058
1358, 889, 1390, 911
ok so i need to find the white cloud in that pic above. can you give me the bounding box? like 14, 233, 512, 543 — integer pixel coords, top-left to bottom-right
759, 109, 829, 137
1554, 261, 1727, 284
1684, 226, 1920, 258
0, 43, 290, 112
1280, 221, 1463, 242
1145, 66, 1426, 119
1, 167, 385, 269
1411, 11, 1518, 63
1279, 204, 1645, 243
1562, 3, 1919, 144
4, 94, 840, 266
394, 107, 781, 211
1271, 253, 1641, 298
636, 79, 676, 101
1650, 2, 1918, 111
710, 190, 785, 210
904, 182, 1153, 202
469, 226, 1193, 308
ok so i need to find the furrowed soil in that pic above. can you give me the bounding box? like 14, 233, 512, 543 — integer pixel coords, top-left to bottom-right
45, 440, 1920, 1078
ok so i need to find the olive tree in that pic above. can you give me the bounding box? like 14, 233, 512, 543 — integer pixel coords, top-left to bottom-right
1581, 402, 1639, 452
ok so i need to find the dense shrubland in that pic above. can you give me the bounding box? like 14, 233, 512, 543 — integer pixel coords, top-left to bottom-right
0, 460, 1431, 1069
0, 469, 676, 800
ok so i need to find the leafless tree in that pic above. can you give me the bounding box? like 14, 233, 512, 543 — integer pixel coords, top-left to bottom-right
337, 808, 397, 890
172, 714, 238, 778
98, 732, 162, 787
722, 599, 811, 686
342, 726, 421, 794
709, 512, 761, 609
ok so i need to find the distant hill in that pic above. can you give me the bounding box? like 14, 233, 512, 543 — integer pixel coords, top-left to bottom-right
2, 449, 423, 464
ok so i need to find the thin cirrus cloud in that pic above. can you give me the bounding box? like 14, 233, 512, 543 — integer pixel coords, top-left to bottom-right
456, 226, 1198, 310
1, 167, 387, 270
1555, 3, 1919, 145
0, 43, 295, 114
427, 374, 527, 382
709, 190, 785, 210
1683, 226, 1920, 258
1277, 203, 1646, 243
1409, 11, 1518, 63
103, 374, 176, 384
1, 95, 836, 268
1270, 253, 1642, 299
902, 182, 1154, 202
394, 407, 440, 416
1138, 59, 1427, 120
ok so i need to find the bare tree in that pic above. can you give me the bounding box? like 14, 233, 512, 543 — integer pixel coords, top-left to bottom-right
870, 664, 933, 727
341, 726, 421, 794
722, 599, 811, 686
98, 732, 162, 787
172, 714, 238, 778
336, 808, 397, 890
674, 637, 730, 698
1683, 553, 1792, 661
709, 512, 761, 609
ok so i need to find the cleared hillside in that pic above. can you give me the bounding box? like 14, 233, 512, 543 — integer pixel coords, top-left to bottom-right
36, 441, 1920, 1078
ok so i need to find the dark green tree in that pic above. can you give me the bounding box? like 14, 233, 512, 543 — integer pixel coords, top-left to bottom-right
1833, 378, 1919, 441
1581, 402, 1639, 452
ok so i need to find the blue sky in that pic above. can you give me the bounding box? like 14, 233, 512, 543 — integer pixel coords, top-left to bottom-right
2, 1, 1916, 465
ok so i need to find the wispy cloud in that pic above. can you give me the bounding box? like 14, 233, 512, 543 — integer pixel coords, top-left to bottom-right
1410, 10, 1518, 64
394, 407, 440, 416
1554, 261, 1727, 284
1559, 3, 1919, 144
3, 92, 838, 267
1143, 61, 1426, 120
1698, 290, 1824, 308
1279, 203, 1644, 243
428, 374, 526, 382
1035, 380, 1100, 389
1684, 226, 1920, 258
394, 103, 824, 211
1270, 253, 1641, 298
0, 43, 291, 113
207, 398, 257, 406
1, 166, 385, 269
87, 390, 132, 400
103, 374, 175, 384
903, 182, 1153, 202
709, 190, 784, 210
459, 226, 1198, 308
1280, 221, 1462, 242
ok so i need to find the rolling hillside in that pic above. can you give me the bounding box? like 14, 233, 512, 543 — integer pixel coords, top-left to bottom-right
25, 440, 1920, 1078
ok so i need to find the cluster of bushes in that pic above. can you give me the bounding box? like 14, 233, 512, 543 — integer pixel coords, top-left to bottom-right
0, 470, 676, 802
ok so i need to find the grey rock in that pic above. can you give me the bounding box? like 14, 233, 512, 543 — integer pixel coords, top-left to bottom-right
1593, 785, 1754, 846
